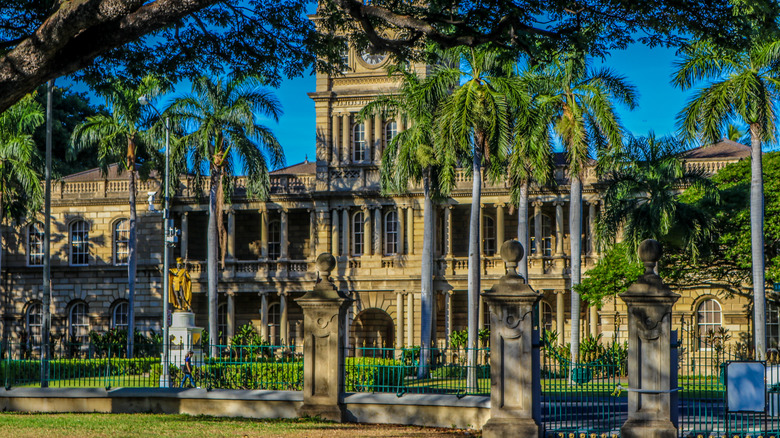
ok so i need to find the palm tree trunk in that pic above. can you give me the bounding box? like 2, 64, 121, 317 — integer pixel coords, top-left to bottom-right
467, 141, 483, 389
127, 165, 137, 358
418, 168, 434, 378
569, 174, 583, 363
517, 180, 529, 280
208, 166, 220, 357
750, 123, 766, 360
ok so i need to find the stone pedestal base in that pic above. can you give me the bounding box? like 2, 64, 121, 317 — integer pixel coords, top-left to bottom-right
167, 311, 204, 368
482, 418, 541, 438
621, 419, 677, 438
298, 403, 345, 422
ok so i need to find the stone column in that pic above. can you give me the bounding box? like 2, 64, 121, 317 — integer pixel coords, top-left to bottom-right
365, 115, 373, 163
554, 201, 564, 256
406, 205, 414, 255
589, 305, 598, 338
373, 113, 382, 162
496, 203, 505, 249
296, 253, 352, 422
396, 292, 404, 348
373, 207, 382, 255
227, 209, 236, 261
261, 207, 269, 259
406, 291, 414, 347
279, 290, 288, 344
181, 212, 189, 260
362, 206, 372, 255
533, 201, 542, 257
478, 295, 485, 331
446, 291, 454, 347
259, 291, 269, 342
445, 206, 453, 257
309, 209, 317, 259
280, 208, 289, 260
481, 240, 542, 438
398, 206, 406, 255
331, 209, 339, 256
342, 114, 351, 164
226, 290, 235, 341
588, 201, 597, 255
342, 208, 349, 257
556, 290, 565, 345
479, 203, 485, 256
620, 240, 680, 438
331, 113, 340, 164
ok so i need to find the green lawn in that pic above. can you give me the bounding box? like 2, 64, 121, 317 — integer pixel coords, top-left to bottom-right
0, 413, 479, 437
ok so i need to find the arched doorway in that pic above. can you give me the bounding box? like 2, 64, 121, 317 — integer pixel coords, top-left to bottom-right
350, 308, 395, 351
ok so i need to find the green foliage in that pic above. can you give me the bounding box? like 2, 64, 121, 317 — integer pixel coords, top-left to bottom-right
344, 357, 409, 392
230, 324, 264, 346
449, 329, 468, 349
152, 359, 303, 390
575, 243, 643, 308
2, 357, 158, 385
88, 329, 161, 358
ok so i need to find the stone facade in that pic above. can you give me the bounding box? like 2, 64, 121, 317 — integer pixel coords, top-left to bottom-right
0, 50, 760, 354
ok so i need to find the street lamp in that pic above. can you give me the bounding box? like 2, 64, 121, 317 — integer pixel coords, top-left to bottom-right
139, 95, 172, 387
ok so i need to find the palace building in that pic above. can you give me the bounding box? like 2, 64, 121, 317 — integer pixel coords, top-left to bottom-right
0, 46, 763, 353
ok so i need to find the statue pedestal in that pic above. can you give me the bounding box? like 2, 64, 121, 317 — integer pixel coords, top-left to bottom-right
162, 311, 203, 387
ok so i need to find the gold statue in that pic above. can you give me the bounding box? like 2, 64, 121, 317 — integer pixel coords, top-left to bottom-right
169, 257, 192, 312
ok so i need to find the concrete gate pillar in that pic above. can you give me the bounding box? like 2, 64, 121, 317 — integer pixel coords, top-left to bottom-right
296, 253, 352, 422
620, 239, 680, 438
481, 240, 542, 438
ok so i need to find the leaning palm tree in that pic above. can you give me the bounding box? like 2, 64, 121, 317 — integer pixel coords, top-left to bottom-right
359, 59, 459, 377
168, 75, 284, 357
436, 46, 523, 387
531, 53, 637, 362
674, 39, 780, 359
71, 75, 167, 358
597, 133, 719, 259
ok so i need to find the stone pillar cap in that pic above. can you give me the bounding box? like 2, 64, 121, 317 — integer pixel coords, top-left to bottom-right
483, 240, 538, 299
620, 239, 679, 299
298, 252, 351, 301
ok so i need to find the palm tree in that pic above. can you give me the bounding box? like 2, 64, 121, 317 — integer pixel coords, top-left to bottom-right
674, 39, 780, 359
359, 60, 459, 377
531, 53, 637, 362
71, 75, 166, 358
436, 47, 523, 386
597, 133, 719, 259
169, 75, 284, 356
0, 94, 44, 347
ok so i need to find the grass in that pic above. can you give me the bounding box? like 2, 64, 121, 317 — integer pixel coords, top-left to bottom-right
0, 413, 480, 437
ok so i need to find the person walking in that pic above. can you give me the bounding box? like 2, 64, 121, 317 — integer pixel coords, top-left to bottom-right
180, 350, 195, 388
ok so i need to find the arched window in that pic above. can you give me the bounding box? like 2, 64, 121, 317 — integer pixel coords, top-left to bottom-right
70, 220, 89, 266
69, 302, 89, 344
352, 122, 366, 162
268, 303, 280, 345
530, 214, 553, 257
541, 301, 553, 332
114, 219, 130, 265
384, 120, 397, 146
268, 221, 281, 260
483, 216, 496, 256
384, 211, 399, 255
352, 211, 364, 256
217, 303, 228, 345
26, 302, 42, 345
27, 223, 44, 266
697, 299, 722, 348
112, 301, 128, 330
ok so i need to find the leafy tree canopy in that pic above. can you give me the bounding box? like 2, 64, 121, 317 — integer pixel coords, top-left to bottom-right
575, 242, 642, 309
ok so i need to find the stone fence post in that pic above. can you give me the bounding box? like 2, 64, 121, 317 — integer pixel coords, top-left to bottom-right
296, 253, 352, 421
620, 239, 680, 438
481, 240, 542, 438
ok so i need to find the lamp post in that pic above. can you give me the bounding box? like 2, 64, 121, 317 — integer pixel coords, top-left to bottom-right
139, 96, 172, 387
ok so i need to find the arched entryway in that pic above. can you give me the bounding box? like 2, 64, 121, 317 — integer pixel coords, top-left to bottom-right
350, 308, 395, 350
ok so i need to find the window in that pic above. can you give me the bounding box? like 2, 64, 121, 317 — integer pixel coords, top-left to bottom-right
70, 220, 89, 266
27, 223, 44, 266
352, 122, 366, 162
541, 301, 553, 332
384, 211, 399, 255
483, 216, 496, 256
769, 303, 780, 349
269, 221, 281, 260
268, 303, 280, 345
69, 302, 89, 344
26, 302, 42, 345
112, 301, 128, 330
352, 211, 364, 256
217, 303, 227, 345
114, 219, 130, 265
530, 214, 553, 256
482, 300, 491, 333
697, 299, 722, 348
384, 120, 397, 146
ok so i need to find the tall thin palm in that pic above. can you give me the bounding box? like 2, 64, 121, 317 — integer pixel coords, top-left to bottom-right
169, 75, 284, 356
360, 60, 459, 377
436, 47, 522, 387
532, 53, 636, 362
674, 39, 780, 359
597, 133, 719, 259
71, 75, 166, 358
